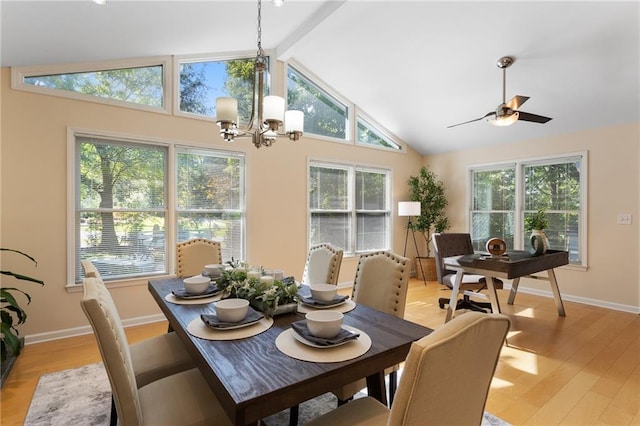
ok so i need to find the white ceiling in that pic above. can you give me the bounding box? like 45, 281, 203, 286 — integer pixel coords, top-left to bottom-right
2, 0, 639, 155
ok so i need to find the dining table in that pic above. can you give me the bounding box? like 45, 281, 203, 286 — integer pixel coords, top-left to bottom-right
148, 277, 432, 426
443, 249, 569, 322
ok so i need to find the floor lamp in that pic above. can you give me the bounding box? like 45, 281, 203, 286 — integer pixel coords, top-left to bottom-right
398, 201, 426, 285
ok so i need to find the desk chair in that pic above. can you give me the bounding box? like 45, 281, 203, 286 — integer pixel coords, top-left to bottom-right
301, 243, 344, 286
306, 312, 511, 426
433, 233, 503, 313
176, 238, 222, 277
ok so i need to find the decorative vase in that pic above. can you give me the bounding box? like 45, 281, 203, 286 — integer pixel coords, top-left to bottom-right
530, 229, 549, 255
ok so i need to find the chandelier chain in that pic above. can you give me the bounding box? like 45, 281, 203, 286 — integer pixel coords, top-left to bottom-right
256, 0, 264, 58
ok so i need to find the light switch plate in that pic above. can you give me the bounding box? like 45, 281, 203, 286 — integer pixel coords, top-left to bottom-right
617, 213, 632, 225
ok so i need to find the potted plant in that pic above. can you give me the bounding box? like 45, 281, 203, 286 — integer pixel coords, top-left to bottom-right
524, 210, 550, 253
1, 248, 44, 386
407, 166, 450, 280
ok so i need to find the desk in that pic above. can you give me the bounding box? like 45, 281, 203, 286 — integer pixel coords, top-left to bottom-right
149, 278, 431, 425
443, 250, 569, 322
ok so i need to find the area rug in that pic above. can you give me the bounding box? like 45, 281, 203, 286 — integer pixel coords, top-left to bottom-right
25, 363, 509, 425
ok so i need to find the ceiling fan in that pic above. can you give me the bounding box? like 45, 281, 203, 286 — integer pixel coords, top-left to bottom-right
447, 56, 553, 128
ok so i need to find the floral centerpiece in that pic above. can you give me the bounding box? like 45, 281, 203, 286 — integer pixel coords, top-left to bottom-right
215, 259, 299, 317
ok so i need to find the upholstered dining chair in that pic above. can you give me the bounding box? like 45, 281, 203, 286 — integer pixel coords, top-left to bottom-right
80, 268, 195, 425
81, 276, 231, 426
301, 243, 344, 286
334, 251, 412, 406
433, 233, 503, 313
307, 311, 511, 426
176, 238, 222, 277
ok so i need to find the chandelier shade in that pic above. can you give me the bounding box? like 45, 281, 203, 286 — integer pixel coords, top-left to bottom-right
215, 0, 303, 148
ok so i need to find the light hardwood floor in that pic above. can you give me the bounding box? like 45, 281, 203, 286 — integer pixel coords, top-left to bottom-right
1, 279, 639, 425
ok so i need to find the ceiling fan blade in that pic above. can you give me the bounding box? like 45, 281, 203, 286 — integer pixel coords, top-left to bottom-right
447, 111, 496, 128
506, 95, 530, 110
517, 111, 553, 124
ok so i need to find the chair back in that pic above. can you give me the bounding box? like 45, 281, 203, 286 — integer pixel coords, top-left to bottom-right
81, 259, 101, 279
352, 251, 411, 318
81, 277, 143, 425
388, 312, 510, 425
302, 243, 344, 286
432, 233, 474, 285
176, 238, 222, 277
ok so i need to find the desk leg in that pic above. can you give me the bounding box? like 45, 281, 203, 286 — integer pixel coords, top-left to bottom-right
484, 276, 501, 314
507, 277, 521, 305
445, 270, 464, 323
366, 371, 388, 407
548, 269, 566, 317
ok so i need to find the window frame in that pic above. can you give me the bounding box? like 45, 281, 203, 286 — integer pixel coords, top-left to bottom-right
308, 159, 392, 257
66, 127, 246, 287
355, 109, 404, 152
13, 56, 172, 114
468, 151, 588, 268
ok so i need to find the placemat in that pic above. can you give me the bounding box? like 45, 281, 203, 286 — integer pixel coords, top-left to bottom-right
297, 299, 356, 314
275, 326, 371, 363
187, 316, 274, 340
164, 293, 223, 305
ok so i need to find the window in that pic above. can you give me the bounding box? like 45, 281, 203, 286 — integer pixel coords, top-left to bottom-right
178, 56, 265, 123
288, 66, 348, 141
15, 58, 169, 112
71, 133, 245, 284
470, 153, 587, 266
356, 116, 402, 151
309, 161, 390, 255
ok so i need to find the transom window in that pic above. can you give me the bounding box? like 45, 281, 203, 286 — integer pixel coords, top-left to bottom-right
356, 116, 402, 151
470, 153, 587, 266
308, 161, 390, 255
71, 134, 245, 284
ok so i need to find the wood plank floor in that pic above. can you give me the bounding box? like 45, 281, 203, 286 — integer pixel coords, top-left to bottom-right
1, 279, 638, 425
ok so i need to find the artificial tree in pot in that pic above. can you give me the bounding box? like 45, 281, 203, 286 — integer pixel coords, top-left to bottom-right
407, 166, 450, 280
1, 248, 44, 387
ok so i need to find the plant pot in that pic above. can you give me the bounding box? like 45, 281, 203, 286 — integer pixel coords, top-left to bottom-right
1, 337, 24, 388
415, 256, 438, 281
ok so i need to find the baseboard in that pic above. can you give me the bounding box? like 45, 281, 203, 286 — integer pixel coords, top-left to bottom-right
505, 284, 640, 314
24, 313, 167, 345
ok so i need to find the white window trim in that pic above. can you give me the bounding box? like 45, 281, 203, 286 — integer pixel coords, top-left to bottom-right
13, 56, 173, 115
307, 157, 392, 257
66, 127, 247, 288
355, 108, 406, 153
468, 151, 588, 269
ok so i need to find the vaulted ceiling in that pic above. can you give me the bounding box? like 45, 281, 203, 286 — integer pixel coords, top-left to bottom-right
2, 1, 638, 155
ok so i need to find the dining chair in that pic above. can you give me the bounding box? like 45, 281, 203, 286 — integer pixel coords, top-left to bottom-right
81, 276, 231, 426
176, 238, 222, 277
433, 232, 503, 313
334, 250, 411, 406
306, 311, 511, 426
79, 271, 195, 425
301, 243, 344, 286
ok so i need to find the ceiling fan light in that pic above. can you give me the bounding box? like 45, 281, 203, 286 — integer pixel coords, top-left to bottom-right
489, 111, 519, 127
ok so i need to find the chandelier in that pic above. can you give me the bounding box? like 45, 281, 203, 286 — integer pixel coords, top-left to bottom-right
215, 0, 304, 148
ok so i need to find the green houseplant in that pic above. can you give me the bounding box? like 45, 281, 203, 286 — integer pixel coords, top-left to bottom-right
407, 166, 450, 280
1, 248, 44, 370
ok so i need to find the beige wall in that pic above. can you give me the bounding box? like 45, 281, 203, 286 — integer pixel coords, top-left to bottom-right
0, 67, 425, 340
426, 123, 640, 310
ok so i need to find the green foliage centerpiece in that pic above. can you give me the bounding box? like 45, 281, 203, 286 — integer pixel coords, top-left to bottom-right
216, 259, 298, 317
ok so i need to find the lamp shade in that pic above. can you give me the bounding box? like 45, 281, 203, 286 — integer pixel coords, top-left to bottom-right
216, 97, 238, 123
398, 201, 421, 217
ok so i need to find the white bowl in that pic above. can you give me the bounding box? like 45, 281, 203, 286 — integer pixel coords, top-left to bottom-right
310, 284, 337, 302
215, 298, 249, 322
305, 311, 343, 338
183, 275, 211, 294
204, 264, 223, 277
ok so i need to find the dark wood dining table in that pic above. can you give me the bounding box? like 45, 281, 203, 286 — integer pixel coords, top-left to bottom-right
443, 249, 569, 322
148, 278, 432, 426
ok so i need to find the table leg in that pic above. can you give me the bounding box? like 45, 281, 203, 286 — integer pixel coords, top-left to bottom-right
445, 270, 464, 322
366, 371, 388, 407
507, 277, 521, 305
484, 276, 501, 314
547, 268, 566, 317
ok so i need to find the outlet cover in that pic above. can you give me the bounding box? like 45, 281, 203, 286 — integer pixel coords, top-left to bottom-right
617, 213, 632, 225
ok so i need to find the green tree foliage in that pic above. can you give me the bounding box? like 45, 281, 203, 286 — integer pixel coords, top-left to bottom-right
179, 63, 211, 115
225, 59, 258, 124
408, 166, 450, 257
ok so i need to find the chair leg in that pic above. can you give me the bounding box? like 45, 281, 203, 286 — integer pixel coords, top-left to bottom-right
388, 370, 397, 407
289, 405, 299, 426
110, 395, 117, 426
337, 396, 353, 406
